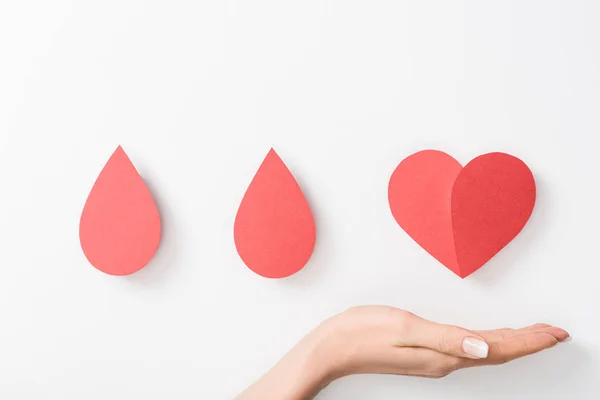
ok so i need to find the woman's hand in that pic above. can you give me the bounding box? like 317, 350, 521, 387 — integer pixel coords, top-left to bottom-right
237, 306, 569, 400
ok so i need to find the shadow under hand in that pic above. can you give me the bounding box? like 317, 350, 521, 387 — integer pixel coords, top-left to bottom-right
317, 342, 598, 399
449, 341, 598, 398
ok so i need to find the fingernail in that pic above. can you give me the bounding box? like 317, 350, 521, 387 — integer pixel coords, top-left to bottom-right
462, 337, 489, 359
562, 336, 572, 343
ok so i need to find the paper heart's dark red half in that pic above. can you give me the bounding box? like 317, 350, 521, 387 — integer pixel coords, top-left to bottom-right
80, 146, 161, 276
234, 149, 316, 278
388, 150, 536, 278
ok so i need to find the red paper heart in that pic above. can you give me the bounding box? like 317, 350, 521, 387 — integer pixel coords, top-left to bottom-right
388, 150, 536, 278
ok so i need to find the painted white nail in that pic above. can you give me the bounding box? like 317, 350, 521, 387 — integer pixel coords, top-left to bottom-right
562, 336, 572, 343
462, 337, 489, 358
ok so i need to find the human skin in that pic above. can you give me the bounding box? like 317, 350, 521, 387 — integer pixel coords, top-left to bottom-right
237, 306, 570, 400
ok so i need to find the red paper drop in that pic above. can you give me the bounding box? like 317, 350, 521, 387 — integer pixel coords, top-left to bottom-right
234, 149, 316, 278
79, 146, 161, 276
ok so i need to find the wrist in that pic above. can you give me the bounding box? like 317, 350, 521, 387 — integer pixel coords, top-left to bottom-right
237, 328, 337, 400
303, 318, 355, 384
284, 328, 338, 397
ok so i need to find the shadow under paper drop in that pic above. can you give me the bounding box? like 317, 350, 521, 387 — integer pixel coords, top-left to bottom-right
124, 176, 179, 287
276, 171, 334, 289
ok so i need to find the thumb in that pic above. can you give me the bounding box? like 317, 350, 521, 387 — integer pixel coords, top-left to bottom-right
395, 312, 489, 359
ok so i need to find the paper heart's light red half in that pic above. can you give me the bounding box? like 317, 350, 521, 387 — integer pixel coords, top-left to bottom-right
79, 146, 161, 276
388, 150, 535, 278
388, 151, 463, 275
234, 149, 316, 278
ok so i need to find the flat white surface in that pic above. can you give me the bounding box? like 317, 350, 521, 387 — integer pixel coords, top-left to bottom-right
1, 1, 599, 399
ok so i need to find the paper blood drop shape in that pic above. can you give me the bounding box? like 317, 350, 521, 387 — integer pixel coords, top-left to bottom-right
80, 146, 161, 276
388, 150, 536, 278
234, 149, 316, 278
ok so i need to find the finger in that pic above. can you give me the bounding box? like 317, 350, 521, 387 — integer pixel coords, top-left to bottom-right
514, 326, 570, 342
477, 323, 570, 342
394, 312, 489, 360
474, 328, 514, 342
525, 323, 552, 330
475, 323, 550, 337
473, 332, 560, 366
482, 325, 569, 342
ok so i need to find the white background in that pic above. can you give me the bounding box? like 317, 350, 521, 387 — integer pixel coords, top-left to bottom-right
1, 1, 599, 399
